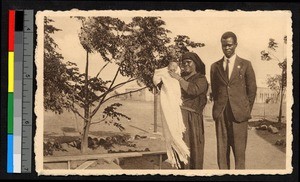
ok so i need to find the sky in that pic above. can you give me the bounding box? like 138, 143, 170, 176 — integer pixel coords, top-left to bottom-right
46, 10, 291, 90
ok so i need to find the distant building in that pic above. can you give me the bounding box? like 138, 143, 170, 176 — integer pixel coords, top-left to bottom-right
124, 87, 154, 102
255, 87, 277, 103
254, 78, 285, 104
110, 80, 154, 102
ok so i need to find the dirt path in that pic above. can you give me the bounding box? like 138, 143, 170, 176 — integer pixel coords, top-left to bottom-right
203, 119, 286, 169
120, 118, 286, 170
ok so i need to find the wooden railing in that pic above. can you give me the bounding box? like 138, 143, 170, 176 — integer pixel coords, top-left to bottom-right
44, 150, 167, 170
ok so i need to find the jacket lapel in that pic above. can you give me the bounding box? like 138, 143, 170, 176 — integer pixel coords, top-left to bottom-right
216, 59, 228, 83
229, 56, 242, 83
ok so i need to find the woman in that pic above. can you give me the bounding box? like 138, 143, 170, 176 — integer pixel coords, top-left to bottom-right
169, 52, 208, 169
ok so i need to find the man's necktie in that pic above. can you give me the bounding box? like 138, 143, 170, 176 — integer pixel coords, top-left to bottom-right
225, 58, 229, 79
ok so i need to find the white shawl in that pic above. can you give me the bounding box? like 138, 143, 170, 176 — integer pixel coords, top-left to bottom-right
153, 66, 189, 168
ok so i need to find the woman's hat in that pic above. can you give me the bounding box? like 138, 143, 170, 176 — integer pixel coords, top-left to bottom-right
181, 52, 206, 75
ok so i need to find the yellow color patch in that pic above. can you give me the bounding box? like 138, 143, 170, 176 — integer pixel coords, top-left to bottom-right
8, 52, 14, 92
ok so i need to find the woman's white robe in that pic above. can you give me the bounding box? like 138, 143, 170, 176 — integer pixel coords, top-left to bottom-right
153, 67, 189, 168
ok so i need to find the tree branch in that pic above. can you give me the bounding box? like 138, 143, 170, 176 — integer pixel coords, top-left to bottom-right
65, 83, 85, 103
91, 68, 120, 117
110, 78, 137, 91
90, 78, 136, 104
64, 83, 86, 119
95, 62, 110, 78
103, 86, 147, 103
90, 115, 108, 125
110, 67, 120, 89
268, 49, 281, 63
70, 106, 89, 122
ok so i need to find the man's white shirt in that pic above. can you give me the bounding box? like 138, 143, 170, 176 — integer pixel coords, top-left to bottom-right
223, 53, 236, 79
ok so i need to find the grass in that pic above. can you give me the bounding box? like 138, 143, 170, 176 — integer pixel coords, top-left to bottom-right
203, 102, 287, 122
44, 99, 165, 157
248, 119, 286, 153
44, 99, 287, 155
44, 99, 162, 138
251, 102, 287, 123
248, 102, 287, 153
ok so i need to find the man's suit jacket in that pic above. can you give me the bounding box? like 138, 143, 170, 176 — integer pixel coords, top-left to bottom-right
210, 56, 257, 122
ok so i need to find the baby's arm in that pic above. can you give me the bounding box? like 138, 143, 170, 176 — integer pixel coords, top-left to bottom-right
153, 69, 162, 86
153, 69, 165, 91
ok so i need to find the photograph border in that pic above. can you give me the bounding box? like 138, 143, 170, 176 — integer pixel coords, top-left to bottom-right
0, 1, 299, 181
35, 9, 293, 176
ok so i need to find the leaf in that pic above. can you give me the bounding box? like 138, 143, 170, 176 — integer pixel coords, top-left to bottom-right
260, 50, 271, 61
268, 38, 278, 51
44, 17, 73, 114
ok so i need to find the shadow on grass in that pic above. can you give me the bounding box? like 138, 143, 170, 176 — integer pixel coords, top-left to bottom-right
44, 127, 130, 141
248, 119, 286, 153
48, 127, 131, 138
44, 135, 80, 143
120, 155, 173, 169
61, 127, 77, 133
89, 130, 131, 137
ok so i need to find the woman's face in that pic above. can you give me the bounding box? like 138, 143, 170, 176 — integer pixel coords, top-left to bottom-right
181, 59, 196, 75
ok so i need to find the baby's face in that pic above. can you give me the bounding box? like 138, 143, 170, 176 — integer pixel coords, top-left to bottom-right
168, 62, 178, 73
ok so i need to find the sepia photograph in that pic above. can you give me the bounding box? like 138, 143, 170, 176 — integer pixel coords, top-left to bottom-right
34, 10, 293, 176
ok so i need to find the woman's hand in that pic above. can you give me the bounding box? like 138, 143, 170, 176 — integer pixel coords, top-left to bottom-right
169, 70, 189, 91
168, 71, 182, 81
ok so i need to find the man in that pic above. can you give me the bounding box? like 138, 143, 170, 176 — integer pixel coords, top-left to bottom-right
210, 32, 257, 169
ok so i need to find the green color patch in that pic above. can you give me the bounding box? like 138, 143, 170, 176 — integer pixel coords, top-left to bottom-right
7, 93, 14, 134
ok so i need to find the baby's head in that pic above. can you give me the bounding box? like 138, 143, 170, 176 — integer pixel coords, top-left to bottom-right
168, 61, 179, 73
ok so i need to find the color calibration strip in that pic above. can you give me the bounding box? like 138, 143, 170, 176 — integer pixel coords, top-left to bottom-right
7, 10, 15, 173
7, 9, 34, 173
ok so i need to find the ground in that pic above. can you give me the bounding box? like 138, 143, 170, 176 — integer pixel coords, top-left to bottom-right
43, 99, 287, 170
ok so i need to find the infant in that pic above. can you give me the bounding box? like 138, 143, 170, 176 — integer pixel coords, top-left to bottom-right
153, 61, 181, 100
168, 61, 180, 73
152, 61, 189, 167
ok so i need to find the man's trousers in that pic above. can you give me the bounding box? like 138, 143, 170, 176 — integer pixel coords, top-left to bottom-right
215, 101, 248, 169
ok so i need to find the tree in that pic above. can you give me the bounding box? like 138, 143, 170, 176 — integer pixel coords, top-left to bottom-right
261, 36, 287, 123
44, 17, 72, 114
44, 16, 205, 153
66, 16, 133, 153
265, 74, 283, 103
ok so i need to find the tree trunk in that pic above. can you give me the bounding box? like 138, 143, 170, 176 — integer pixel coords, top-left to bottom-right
81, 50, 90, 153
278, 83, 285, 123
276, 92, 280, 103
278, 70, 285, 123
81, 108, 91, 153
278, 90, 284, 123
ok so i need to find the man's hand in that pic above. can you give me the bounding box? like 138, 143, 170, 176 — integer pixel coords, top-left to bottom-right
168, 71, 182, 80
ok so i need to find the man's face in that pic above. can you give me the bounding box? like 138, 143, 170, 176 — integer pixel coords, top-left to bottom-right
181, 59, 196, 76
221, 37, 237, 58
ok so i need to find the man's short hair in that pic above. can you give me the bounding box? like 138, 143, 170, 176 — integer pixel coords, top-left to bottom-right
221, 31, 237, 43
